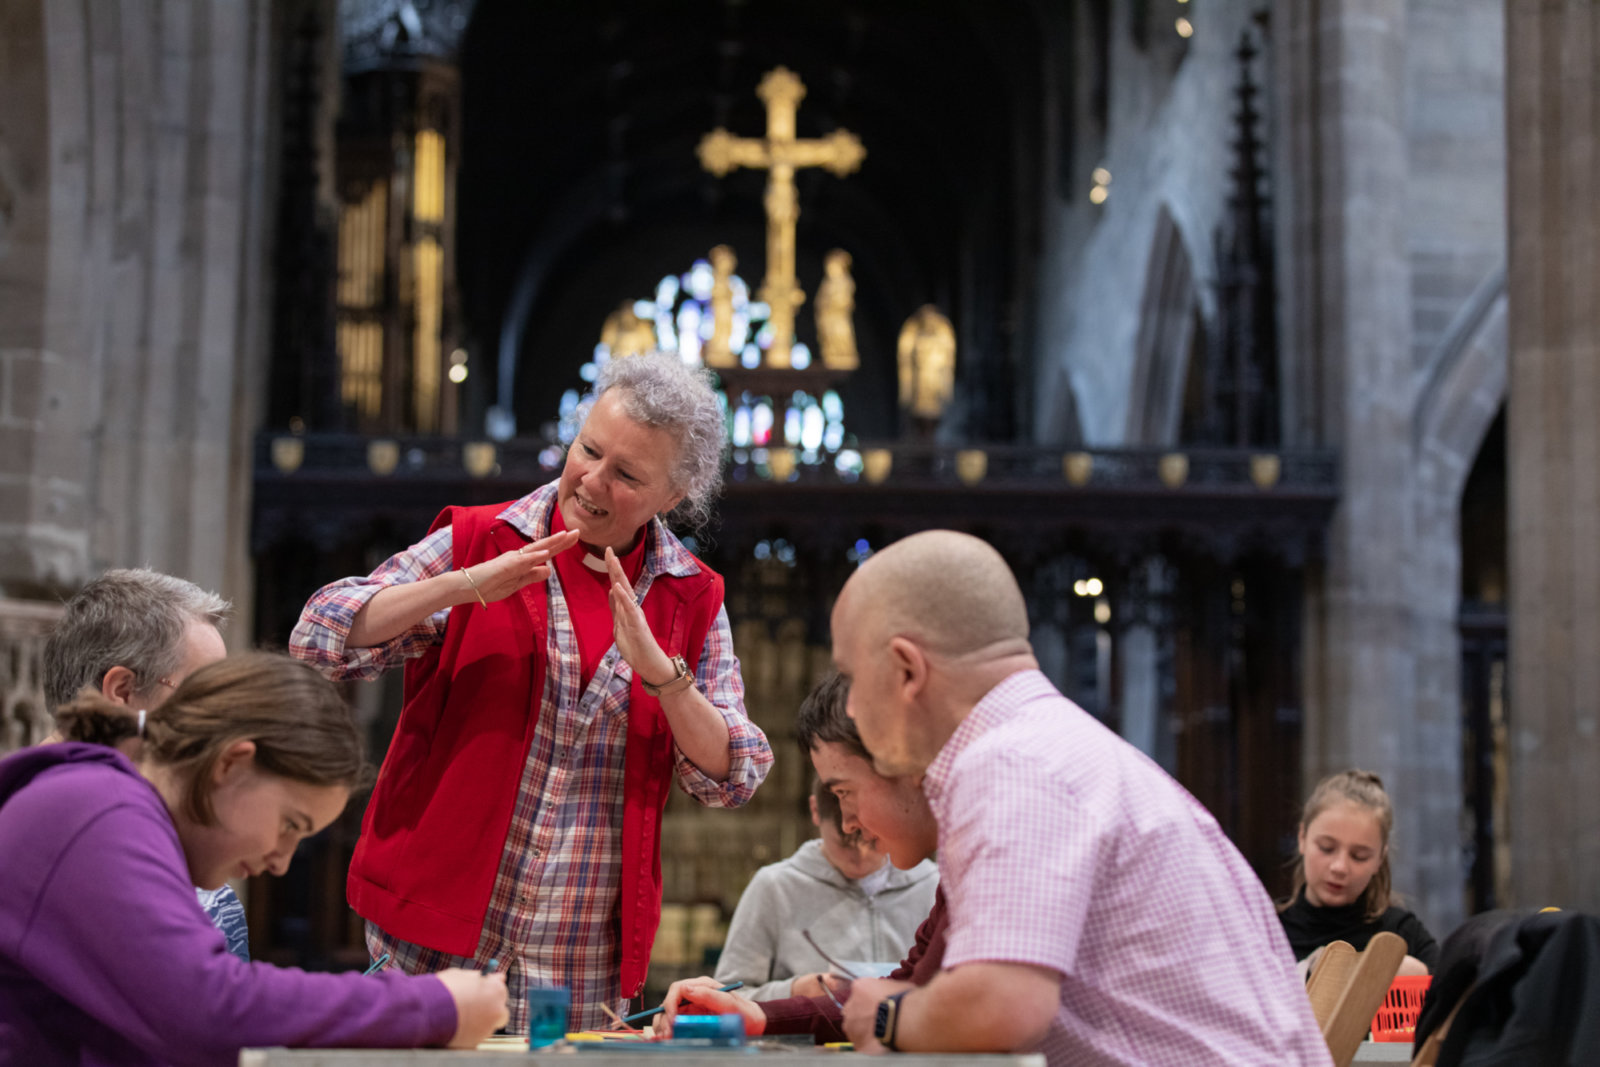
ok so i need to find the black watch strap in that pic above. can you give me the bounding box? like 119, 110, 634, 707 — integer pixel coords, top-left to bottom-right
873, 990, 910, 1050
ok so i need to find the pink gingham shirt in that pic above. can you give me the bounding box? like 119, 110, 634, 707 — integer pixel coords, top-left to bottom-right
290, 484, 773, 1030
923, 670, 1330, 1067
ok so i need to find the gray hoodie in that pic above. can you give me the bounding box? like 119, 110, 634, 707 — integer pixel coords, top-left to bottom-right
713, 838, 939, 1001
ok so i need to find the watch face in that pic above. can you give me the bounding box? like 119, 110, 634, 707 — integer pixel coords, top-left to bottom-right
873, 999, 891, 1039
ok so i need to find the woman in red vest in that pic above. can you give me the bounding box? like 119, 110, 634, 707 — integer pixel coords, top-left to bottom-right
291, 352, 774, 1032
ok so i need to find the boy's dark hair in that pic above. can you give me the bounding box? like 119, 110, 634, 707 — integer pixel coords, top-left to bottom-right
794, 670, 871, 761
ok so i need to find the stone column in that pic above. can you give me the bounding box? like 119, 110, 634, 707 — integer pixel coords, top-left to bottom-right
1275, 1, 1455, 917
0, 0, 272, 614
1505, 0, 1600, 910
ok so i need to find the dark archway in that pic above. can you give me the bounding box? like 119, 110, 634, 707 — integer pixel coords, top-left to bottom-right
457, 0, 1049, 443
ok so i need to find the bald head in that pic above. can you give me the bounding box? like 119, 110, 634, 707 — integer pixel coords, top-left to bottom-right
840, 530, 1030, 661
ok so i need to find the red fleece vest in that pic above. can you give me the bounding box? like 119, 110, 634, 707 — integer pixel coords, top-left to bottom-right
346, 501, 722, 997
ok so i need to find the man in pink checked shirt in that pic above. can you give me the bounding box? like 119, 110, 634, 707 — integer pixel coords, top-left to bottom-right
828, 531, 1331, 1067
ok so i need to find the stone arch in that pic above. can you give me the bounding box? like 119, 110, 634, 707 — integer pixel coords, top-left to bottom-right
1124, 204, 1200, 445
1400, 266, 1507, 934
1414, 268, 1508, 479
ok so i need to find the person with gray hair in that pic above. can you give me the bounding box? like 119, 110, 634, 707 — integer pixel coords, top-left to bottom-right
40, 568, 248, 961
291, 350, 772, 1032
43, 567, 230, 712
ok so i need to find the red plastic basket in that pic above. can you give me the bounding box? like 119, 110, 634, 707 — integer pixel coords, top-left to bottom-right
1371, 975, 1432, 1042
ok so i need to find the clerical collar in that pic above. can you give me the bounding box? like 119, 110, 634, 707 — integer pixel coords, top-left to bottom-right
550, 502, 649, 581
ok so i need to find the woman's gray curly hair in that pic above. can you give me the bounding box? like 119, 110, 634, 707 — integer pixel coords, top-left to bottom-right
587, 352, 727, 531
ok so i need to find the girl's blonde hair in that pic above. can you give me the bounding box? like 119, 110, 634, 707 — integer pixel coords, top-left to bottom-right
1285, 768, 1395, 921
54, 651, 370, 826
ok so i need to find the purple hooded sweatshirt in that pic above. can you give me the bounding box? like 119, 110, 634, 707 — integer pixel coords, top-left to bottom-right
0, 743, 458, 1066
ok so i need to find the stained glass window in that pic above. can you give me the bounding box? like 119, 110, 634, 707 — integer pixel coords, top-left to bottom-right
551, 258, 851, 476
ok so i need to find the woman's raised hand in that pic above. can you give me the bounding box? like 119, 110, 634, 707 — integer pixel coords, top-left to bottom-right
460, 529, 581, 605
435, 968, 510, 1048
605, 546, 676, 684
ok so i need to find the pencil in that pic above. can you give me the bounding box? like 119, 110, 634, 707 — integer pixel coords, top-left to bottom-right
620, 981, 744, 1025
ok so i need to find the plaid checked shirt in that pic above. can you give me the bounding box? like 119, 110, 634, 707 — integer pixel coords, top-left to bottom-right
924, 670, 1330, 1067
290, 484, 773, 1031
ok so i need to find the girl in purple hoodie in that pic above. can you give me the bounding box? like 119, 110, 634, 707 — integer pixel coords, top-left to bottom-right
0, 652, 508, 1066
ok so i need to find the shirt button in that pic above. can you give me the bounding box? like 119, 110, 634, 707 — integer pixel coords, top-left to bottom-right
531, 848, 542, 859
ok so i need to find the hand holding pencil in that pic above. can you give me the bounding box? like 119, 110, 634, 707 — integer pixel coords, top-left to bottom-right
656, 977, 762, 1037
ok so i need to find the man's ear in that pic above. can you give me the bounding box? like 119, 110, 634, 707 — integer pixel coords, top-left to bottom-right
886, 635, 928, 700
212, 739, 258, 785
100, 666, 138, 707
808, 794, 821, 826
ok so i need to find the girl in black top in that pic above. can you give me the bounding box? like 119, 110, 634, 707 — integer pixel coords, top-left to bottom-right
1278, 770, 1439, 976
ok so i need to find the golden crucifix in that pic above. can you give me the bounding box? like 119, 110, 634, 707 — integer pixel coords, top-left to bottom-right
698, 67, 865, 369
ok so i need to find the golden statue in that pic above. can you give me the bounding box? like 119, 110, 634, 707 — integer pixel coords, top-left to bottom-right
897, 305, 957, 421
600, 301, 657, 360
702, 245, 738, 368
698, 67, 865, 369
814, 249, 858, 370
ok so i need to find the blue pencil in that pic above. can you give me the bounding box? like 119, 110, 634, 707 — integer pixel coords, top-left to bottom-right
621, 981, 744, 1025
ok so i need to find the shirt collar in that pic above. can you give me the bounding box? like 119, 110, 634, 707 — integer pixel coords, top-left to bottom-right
497, 482, 702, 581
923, 668, 1054, 802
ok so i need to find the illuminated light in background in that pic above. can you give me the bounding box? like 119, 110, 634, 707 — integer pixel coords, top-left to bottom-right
687, 261, 714, 302
1094, 599, 1112, 625
676, 302, 703, 362
732, 406, 752, 448
791, 341, 812, 370
1176, 17, 1194, 37
751, 402, 773, 446
784, 406, 802, 446
656, 274, 680, 307
1090, 165, 1112, 205
448, 362, 468, 384
1085, 577, 1104, 597
801, 404, 825, 451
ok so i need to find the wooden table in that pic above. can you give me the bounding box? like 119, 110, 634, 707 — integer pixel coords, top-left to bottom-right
242, 1052, 1045, 1067
242, 1040, 1412, 1064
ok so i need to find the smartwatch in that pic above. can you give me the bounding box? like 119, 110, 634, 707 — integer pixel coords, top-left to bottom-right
873, 990, 910, 1051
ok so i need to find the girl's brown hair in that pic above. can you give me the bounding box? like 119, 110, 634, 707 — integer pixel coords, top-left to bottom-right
54, 651, 371, 825
1284, 768, 1395, 921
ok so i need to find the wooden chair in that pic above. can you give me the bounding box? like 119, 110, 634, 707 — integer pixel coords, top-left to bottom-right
1304, 931, 1406, 1067
1406, 987, 1468, 1067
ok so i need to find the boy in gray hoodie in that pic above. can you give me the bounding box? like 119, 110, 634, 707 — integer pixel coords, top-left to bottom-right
714, 772, 938, 999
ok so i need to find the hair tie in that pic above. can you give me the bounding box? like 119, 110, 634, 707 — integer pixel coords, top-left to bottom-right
137, 709, 147, 738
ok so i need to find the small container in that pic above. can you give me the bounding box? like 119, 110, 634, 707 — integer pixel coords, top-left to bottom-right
672, 1014, 745, 1045
1371, 975, 1432, 1042
526, 985, 571, 1048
